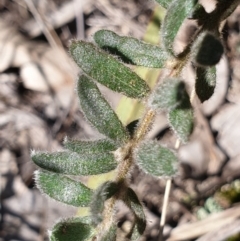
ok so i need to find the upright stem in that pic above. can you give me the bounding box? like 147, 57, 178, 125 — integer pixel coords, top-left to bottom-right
133, 109, 156, 142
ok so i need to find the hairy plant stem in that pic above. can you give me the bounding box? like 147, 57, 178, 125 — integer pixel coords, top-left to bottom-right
98, 52, 191, 238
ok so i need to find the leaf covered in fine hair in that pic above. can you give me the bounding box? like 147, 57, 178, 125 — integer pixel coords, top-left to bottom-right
149, 78, 189, 111
69, 40, 150, 99
35, 170, 93, 207
50, 217, 95, 241
90, 181, 119, 226
32, 151, 117, 176
135, 140, 178, 177
94, 30, 168, 68
78, 75, 129, 144
162, 0, 198, 56
64, 138, 117, 155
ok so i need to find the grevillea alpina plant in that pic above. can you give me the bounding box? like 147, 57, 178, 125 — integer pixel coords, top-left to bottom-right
31, 0, 239, 240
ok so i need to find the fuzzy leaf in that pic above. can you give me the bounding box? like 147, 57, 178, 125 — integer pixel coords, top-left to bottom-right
149, 78, 188, 111
127, 188, 146, 238
168, 104, 194, 143
100, 224, 117, 241
78, 75, 129, 143
195, 66, 216, 102
192, 32, 224, 66
94, 30, 168, 68
50, 217, 95, 241
90, 181, 119, 226
162, 0, 198, 56
155, 0, 172, 9
64, 138, 117, 155
70, 40, 150, 99
135, 141, 178, 177
32, 151, 117, 176
35, 170, 93, 207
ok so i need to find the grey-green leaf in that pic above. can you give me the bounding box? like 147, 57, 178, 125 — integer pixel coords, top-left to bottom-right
155, 0, 172, 9
127, 188, 146, 238
90, 181, 119, 226
195, 66, 216, 102
100, 224, 117, 241
135, 140, 178, 177
64, 138, 117, 155
162, 0, 198, 56
35, 170, 93, 207
191, 32, 224, 66
94, 30, 168, 68
70, 40, 150, 99
78, 75, 129, 144
149, 78, 188, 111
32, 151, 117, 176
50, 217, 95, 241
168, 105, 194, 143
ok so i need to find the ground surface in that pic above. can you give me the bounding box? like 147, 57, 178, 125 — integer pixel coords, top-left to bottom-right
0, 0, 240, 241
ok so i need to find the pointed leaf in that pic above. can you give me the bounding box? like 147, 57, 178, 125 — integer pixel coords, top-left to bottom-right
78, 75, 129, 144
135, 140, 178, 177
35, 170, 93, 207
32, 151, 117, 176
168, 103, 194, 143
149, 78, 188, 111
90, 181, 119, 226
50, 217, 95, 241
94, 30, 168, 68
162, 0, 198, 56
127, 188, 146, 238
191, 32, 224, 66
70, 40, 150, 99
100, 224, 117, 241
64, 138, 117, 155
155, 0, 172, 9
195, 66, 216, 102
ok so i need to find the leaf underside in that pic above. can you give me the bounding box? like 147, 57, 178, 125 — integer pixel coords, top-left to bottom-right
94, 30, 168, 68
90, 181, 119, 226
127, 188, 146, 239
